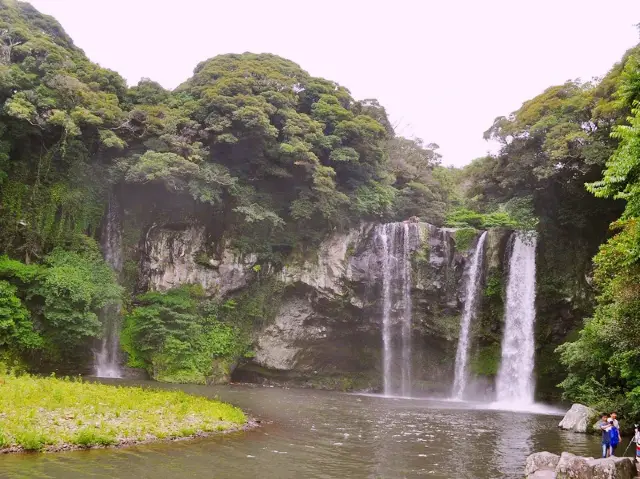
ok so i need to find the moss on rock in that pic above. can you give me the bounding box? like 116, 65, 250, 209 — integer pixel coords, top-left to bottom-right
453, 228, 478, 251
470, 343, 501, 376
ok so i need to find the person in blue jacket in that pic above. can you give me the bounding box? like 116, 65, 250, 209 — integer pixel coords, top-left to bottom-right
609, 418, 621, 456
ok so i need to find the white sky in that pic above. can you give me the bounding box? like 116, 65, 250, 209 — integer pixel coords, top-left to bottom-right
29, 0, 640, 166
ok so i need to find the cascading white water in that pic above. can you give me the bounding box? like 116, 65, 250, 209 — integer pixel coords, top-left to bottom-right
94, 194, 123, 378
400, 223, 413, 397
379, 224, 394, 396
377, 222, 416, 397
451, 231, 487, 399
495, 233, 537, 404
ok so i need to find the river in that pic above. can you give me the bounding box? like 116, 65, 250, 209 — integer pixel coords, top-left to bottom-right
1, 380, 605, 479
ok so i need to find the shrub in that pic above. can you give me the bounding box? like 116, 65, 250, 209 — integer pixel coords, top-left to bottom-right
122, 284, 252, 384
73, 428, 117, 447
454, 228, 477, 251
16, 431, 48, 451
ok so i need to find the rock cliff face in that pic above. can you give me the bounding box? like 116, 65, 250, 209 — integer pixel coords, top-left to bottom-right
140, 225, 258, 297
132, 218, 514, 393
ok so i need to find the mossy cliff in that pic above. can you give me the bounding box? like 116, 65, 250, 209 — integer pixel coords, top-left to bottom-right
126, 216, 518, 394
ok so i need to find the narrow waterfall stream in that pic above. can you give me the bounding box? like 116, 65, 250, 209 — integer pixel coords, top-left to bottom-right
377, 222, 416, 397
400, 223, 413, 397
95, 193, 123, 378
451, 231, 487, 399
495, 233, 537, 404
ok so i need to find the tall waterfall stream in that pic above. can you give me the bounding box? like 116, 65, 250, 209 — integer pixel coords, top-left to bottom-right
452, 231, 487, 399
94, 194, 123, 378
495, 233, 538, 404
376, 222, 417, 397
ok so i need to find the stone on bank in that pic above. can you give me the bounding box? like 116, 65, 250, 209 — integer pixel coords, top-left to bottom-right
525, 451, 636, 479
558, 403, 598, 433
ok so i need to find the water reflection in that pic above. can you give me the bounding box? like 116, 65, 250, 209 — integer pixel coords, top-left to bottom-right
0, 382, 603, 479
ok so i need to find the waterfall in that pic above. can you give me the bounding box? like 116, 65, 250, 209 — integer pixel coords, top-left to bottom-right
379, 225, 393, 396
94, 193, 123, 378
377, 222, 416, 397
400, 223, 412, 397
451, 231, 487, 399
495, 233, 537, 404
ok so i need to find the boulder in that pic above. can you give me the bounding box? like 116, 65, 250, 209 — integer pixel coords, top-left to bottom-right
525, 452, 560, 477
587, 457, 635, 479
559, 403, 598, 433
556, 452, 593, 478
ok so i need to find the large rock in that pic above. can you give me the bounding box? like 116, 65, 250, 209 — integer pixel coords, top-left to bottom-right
527, 452, 636, 479
559, 403, 598, 433
587, 457, 635, 479
556, 452, 593, 478
525, 452, 560, 477
253, 297, 325, 371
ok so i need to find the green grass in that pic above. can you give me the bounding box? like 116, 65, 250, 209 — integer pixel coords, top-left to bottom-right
0, 373, 247, 452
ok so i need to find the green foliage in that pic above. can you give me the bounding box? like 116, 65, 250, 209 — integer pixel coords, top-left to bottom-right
388, 137, 448, 223
453, 228, 477, 251
0, 241, 121, 364
16, 430, 48, 451
0, 372, 245, 451
0, 1, 128, 259
122, 285, 251, 384
470, 344, 501, 376
73, 428, 117, 447
0, 279, 40, 350
484, 273, 502, 299
35, 247, 122, 346
352, 181, 396, 218
558, 46, 640, 414
446, 208, 485, 228
446, 207, 523, 230
411, 243, 430, 266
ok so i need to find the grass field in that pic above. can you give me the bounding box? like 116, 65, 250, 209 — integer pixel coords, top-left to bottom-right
0, 373, 247, 452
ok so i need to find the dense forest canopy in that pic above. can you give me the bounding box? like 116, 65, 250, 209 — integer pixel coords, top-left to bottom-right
2, 0, 640, 408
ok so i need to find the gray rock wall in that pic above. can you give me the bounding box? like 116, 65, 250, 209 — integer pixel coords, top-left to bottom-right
140, 225, 257, 297
235, 222, 494, 394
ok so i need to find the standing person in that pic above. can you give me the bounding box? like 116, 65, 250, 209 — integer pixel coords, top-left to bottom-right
609, 418, 620, 456
597, 413, 612, 458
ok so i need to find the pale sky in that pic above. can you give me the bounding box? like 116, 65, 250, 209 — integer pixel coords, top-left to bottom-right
29, 0, 640, 166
